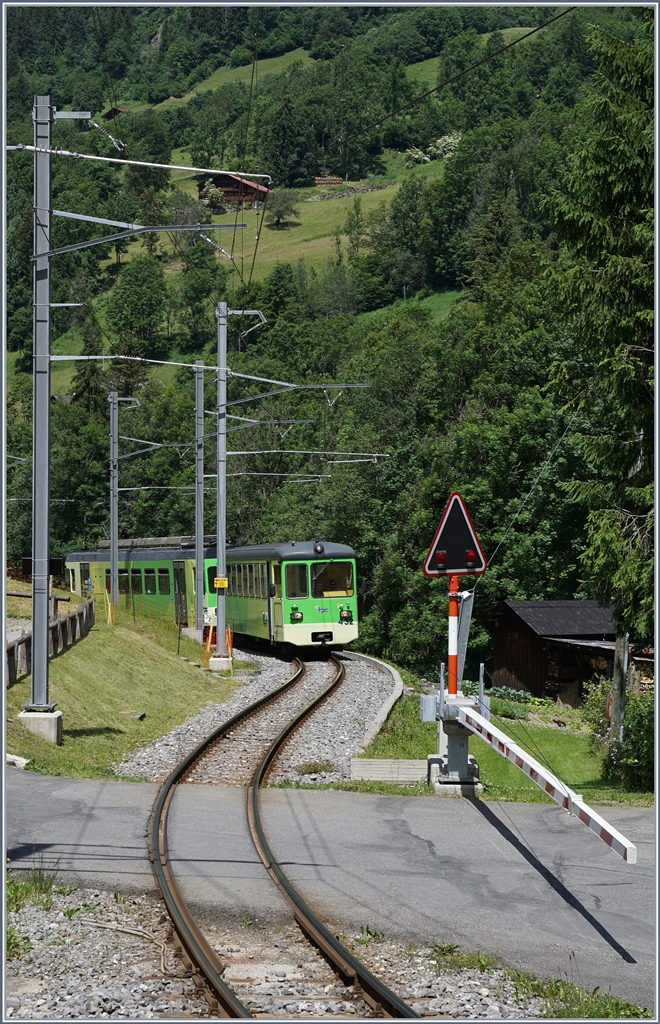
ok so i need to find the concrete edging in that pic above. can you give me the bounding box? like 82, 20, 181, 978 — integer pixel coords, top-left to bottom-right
344, 651, 404, 752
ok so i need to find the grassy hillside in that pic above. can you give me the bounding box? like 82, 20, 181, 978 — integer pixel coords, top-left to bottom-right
155, 48, 315, 111
5, 618, 252, 778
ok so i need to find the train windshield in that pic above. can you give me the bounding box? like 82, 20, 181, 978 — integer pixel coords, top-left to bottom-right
312, 561, 354, 598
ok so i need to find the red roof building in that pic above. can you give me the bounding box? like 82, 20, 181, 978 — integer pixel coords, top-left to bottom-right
198, 172, 271, 207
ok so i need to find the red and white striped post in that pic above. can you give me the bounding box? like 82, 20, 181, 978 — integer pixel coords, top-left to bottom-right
447, 574, 460, 695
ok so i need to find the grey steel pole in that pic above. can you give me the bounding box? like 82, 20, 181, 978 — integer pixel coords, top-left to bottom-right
29, 95, 54, 710
215, 302, 228, 658
109, 392, 118, 621
195, 361, 205, 636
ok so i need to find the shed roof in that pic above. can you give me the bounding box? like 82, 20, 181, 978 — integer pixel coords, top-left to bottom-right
204, 172, 271, 197
504, 600, 615, 639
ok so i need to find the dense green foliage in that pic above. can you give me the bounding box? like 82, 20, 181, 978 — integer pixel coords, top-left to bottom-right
582, 680, 654, 791
6, 7, 653, 682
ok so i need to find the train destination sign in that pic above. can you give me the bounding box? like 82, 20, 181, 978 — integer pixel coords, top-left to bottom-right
423, 492, 487, 577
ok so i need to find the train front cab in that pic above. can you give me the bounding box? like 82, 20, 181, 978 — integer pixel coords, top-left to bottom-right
205, 554, 359, 648
274, 557, 358, 647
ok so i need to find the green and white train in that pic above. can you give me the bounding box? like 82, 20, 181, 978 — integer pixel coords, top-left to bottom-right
65, 537, 359, 648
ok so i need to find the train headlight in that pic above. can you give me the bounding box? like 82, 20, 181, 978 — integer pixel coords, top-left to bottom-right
290, 604, 303, 623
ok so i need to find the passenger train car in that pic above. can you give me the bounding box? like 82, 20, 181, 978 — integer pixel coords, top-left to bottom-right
65, 537, 359, 648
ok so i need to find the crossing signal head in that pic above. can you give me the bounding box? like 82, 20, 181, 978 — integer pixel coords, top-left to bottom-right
435, 550, 447, 567
465, 549, 477, 568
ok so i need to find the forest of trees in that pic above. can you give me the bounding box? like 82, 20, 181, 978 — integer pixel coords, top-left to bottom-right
5, 6, 653, 676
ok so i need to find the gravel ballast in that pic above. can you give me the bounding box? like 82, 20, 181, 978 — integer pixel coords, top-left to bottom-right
113, 648, 395, 785
7, 887, 549, 1019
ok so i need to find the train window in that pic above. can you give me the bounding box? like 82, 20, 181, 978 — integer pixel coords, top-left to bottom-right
273, 563, 282, 598
69, 568, 76, 592
286, 563, 308, 600
239, 564, 246, 597
158, 568, 171, 595
312, 561, 354, 598
207, 566, 217, 594
118, 569, 130, 594
81, 562, 90, 594
105, 569, 110, 592
248, 564, 255, 598
131, 569, 143, 594
144, 569, 156, 595
259, 564, 268, 599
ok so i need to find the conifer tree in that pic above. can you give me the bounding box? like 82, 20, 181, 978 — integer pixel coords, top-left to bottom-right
544, 11, 653, 638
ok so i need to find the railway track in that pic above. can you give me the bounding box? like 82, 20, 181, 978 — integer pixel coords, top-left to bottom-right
150, 655, 419, 1019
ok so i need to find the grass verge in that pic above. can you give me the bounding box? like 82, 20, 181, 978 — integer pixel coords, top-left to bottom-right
359, 692, 653, 806
506, 969, 652, 1019
431, 942, 652, 1017
5, 618, 249, 778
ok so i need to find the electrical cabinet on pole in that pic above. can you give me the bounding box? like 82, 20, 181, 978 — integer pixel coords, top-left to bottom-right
209, 303, 231, 670
195, 361, 205, 639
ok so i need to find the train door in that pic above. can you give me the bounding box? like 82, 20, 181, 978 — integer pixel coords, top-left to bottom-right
173, 560, 188, 627
272, 563, 283, 637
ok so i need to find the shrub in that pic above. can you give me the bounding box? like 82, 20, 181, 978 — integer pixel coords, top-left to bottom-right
490, 697, 529, 720
583, 680, 654, 791
461, 680, 531, 703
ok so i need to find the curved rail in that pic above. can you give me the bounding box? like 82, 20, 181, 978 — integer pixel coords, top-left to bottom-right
247, 656, 420, 1020
150, 657, 305, 1018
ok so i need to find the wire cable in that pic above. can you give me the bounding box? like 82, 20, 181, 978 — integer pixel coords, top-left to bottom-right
477, 406, 581, 583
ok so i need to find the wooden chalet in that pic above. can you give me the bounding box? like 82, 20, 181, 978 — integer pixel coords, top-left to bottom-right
198, 172, 271, 207
491, 600, 616, 705
101, 107, 128, 120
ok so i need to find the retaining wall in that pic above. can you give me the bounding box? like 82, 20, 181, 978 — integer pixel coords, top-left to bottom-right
6, 598, 95, 686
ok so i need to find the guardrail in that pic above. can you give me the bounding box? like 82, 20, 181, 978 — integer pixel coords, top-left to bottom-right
6, 597, 95, 685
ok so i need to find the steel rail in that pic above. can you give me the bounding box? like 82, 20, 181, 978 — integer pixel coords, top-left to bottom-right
150, 657, 305, 1018
247, 656, 420, 1020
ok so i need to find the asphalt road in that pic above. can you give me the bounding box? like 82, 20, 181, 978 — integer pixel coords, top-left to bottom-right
5, 769, 655, 1008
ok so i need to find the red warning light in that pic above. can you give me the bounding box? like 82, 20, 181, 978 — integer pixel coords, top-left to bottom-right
435, 550, 447, 566
465, 549, 477, 568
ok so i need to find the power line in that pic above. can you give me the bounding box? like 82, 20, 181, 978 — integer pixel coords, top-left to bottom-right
479, 407, 581, 578
7, 144, 271, 180
339, 8, 576, 152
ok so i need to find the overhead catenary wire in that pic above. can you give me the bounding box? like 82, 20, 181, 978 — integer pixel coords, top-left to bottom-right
6, 144, 271, 180
482, 667, 571, 797
326, 8, 576, 159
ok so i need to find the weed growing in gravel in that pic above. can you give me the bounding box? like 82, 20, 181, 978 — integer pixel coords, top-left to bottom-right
507, 969, 652, 1018
6, 923, 32, 960
296, 760, 336, 774
114, 891, 128, 903
357, 925, 384, 944
430, 941, 497, 972
241, 916, 253, 928
6, 859, 61, 913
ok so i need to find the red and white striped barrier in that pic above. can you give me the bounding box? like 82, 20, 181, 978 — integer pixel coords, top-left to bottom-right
457, 705, 637, 863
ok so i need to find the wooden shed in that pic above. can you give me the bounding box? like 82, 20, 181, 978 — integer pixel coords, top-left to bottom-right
492, 600, 616, 705
198, 172, 270, 207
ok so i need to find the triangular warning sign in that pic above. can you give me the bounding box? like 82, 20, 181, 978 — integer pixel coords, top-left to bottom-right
423, 492, 487, 577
